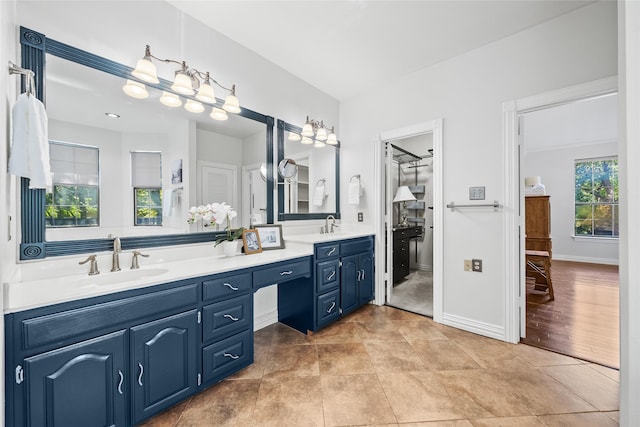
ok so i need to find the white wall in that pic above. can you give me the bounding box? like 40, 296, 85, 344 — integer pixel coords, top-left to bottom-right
525, 141, 619, 264
341, 1, 617, 335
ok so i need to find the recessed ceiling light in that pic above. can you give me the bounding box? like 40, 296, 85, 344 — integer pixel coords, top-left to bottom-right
105, 112, 120, 118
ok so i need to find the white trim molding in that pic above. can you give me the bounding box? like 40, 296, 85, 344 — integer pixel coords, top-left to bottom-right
442, 313, 505, 341
553, 254, 619, 266
254, 309, 278, 331
503, 76, 618, 345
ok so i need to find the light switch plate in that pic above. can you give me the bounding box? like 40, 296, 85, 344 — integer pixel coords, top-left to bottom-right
464, 260, 472, 271
469, 186, 485, 200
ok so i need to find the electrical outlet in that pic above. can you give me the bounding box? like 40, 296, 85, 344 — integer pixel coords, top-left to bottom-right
472, 259, 483, 272
357, 212, 363, 222
469, 186, 485, 200
464, 260, 472, 271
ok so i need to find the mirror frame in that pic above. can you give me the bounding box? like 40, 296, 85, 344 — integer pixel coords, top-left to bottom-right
276, 119, 340, 221
18, 26, 275, 260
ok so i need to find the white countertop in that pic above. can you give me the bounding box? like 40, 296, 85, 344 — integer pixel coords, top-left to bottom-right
4, 226, 376, 314
4, 242, 313, 314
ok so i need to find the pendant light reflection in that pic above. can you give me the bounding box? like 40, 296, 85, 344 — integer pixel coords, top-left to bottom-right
159, 91, 182, 108
122, 80, 149, 99
184, 99, 204, 113
210, 107, 228, 121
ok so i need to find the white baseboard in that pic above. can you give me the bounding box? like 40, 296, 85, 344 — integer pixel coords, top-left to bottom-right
553, 254, 619, 266
254, 310, 278, 331
442, 313, 506, 342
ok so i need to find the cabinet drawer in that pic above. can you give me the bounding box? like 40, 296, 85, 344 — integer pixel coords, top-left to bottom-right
203, 272, 251, 302
316, 289, 340, 328
316, 259, 340, 293
21, 283, 198, 351
202, 294, 252, 343
202, 329, 253, 384
253, 258, 311, 289
340, 237, 373, 256
315, 243, 340, 261
394, 227, 422, 239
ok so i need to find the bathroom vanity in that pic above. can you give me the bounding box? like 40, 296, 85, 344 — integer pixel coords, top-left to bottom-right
4, 233, 373, 427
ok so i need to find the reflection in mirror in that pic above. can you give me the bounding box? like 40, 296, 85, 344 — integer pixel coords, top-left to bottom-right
44, 53, 269, 242
277, 120, 340, 220
277, 158, 298, 179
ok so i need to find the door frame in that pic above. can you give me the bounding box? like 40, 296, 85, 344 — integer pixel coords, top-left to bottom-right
374, 119, 444, 322
502, 76, 618, 343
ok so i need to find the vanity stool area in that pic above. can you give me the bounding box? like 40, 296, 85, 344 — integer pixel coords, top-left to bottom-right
4, 235, 374, 427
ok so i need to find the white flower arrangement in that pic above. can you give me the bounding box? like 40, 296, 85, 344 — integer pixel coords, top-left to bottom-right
187, 202, 244, 245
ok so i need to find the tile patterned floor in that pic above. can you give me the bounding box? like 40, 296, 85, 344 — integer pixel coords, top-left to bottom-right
141, 305, 619, 426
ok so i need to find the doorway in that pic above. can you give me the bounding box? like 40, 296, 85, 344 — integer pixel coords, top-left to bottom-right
374, 119, 443, 322
519, 93, 619, 367
385, 140, 434, 316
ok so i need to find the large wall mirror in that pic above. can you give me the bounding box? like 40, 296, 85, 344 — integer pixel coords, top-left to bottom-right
18, 27, 274, 259
277, 120, 340, 221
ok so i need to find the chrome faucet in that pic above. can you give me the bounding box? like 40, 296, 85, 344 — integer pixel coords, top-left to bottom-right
325, 215, 338, 233
131, 250, 150, 269
79, 254, 100, 276
108, 234, 121, 272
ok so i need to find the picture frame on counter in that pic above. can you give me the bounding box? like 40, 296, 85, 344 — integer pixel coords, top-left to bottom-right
242, 229, 262, 254
254, 224, 285, 250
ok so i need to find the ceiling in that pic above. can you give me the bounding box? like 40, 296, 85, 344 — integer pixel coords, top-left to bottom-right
169, 0, 595, 101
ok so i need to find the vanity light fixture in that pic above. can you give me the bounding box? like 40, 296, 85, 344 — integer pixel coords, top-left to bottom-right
299, 116, 338, 147
300, 136, 314, 145
210, 107, 228, 121
288, 132, 301, 141
126, 45, 241, 116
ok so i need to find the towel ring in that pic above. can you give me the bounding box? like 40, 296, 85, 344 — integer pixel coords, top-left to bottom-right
316, 178, 326, 186
350, 174, 361, 183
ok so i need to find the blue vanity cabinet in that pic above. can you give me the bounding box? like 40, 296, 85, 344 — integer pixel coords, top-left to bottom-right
314, 235, 375, 330
23, 330, 127, 427
130, 309, 198, 425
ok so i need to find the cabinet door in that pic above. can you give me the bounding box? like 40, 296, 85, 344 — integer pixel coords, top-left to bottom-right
358, 251, 374, 305
340, 254, 359, 315
131, 310, 198, 425
24, 330, 126, 427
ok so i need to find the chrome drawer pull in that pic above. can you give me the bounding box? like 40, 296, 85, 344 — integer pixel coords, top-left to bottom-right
361, 269, 365, 280
137, 363, 144, 386
327, 271, 336, 281
224, 353, 240, 360
223, 283, 239, 291
117, 370, 124, 395
357, 270, 362, 281
224, 314, 239, 321
280, 270, 293, 276
327, 248, 336, 256
327, 302, 336, 313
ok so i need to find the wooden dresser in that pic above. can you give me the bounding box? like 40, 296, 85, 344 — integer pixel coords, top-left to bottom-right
525, 195, 552, 258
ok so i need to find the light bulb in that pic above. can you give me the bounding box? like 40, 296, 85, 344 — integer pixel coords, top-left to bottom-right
301, 137, 313, 145
131, 47, 159, 83
184, 99, 204, 113
196, 82, 216, 104
301, 122, 314, 137
159, 91, 182, 108
171, 72, 194, 95
222, 92, 240, 113
210, 107, 228, 121
288, 132, 301, 141
315, 127, 328, 141
122, 80, 148, 99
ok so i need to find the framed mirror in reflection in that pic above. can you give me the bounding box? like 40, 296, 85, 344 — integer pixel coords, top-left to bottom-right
276, 120, 340, 221
18, 27, 274, 259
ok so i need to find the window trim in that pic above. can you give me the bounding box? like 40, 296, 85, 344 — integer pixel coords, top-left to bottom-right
133, 187, 163, 226
573, 156, 618, 238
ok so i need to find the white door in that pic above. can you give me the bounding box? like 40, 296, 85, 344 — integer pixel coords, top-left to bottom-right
385, 142, 395, 304
197, 161, 238, 228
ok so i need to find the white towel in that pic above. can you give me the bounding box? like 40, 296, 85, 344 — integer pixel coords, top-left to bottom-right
9, 93, 52, 189
313, 181, 326, 206
162, 188, 173, 217
348, 180, 361, 205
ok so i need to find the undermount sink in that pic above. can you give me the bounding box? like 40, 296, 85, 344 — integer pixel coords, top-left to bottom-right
73, 267, 169, 287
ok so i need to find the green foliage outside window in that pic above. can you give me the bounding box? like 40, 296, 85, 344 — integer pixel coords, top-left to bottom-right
574, 158, 618, 237
135, 188, 163, 226
45, 185, 99, 227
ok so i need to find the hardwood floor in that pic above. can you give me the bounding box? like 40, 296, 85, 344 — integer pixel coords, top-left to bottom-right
522, 260, 619, 369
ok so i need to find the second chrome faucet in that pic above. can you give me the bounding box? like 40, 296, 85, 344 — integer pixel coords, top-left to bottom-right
108, 234, 121, 272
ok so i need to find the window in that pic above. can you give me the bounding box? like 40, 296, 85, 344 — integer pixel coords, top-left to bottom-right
46, 142, 99, 228
131, 151, 162, 225
574, 157, 618, 237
